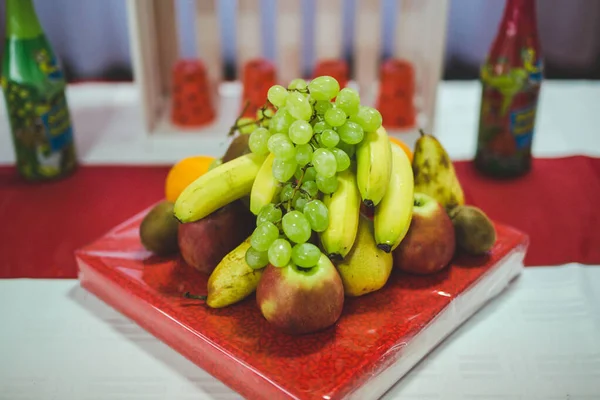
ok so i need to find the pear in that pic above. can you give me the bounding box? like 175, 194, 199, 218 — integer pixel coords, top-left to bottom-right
412, 130, 465, 210
206, 237, 264, 308
336, 215, 393, 297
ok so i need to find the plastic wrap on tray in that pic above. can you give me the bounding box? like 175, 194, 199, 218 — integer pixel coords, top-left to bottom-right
76, 208, 529, 400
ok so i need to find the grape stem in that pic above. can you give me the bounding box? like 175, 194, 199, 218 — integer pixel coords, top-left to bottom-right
227, 101, 250, 136
227, 101, 273, 136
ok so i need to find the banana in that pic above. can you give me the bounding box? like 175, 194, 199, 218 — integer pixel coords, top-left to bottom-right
319, 168, 361, 260
250, 153, 280, 215
356, 126, 392, 208
374, 143, 414, 252
174, 152, 266, 223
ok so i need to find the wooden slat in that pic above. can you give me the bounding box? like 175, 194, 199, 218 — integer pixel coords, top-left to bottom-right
354, 0, 381, 105
126, 0, 163, 132
395, 0, 449, 133
276, 0, 302, 83
153, 0, 179, 95
314, 0, 343, 61
236, 0, 262, 79
195, 0, 222, 84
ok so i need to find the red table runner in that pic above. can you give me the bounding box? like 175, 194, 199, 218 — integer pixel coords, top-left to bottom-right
2, 156, 600, 278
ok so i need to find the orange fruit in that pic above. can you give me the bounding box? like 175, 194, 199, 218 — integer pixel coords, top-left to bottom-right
389, 136, 414, 162
165, 155, 216, 202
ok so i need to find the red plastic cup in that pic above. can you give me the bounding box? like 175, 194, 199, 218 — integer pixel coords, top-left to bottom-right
171, 59, 215, 128
313, 59, 349, 89
377, 59, 416, 129
241, 58, 277, 118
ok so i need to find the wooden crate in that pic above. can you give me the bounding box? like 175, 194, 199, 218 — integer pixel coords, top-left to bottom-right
126, 0, 449, 142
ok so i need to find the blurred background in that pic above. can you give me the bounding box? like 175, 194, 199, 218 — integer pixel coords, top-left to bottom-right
1, 0, 599, 82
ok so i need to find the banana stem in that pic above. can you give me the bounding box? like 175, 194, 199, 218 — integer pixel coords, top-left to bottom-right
183, 292, 207, 301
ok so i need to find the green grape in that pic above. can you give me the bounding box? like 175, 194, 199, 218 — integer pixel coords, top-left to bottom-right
267, 85, 288, 108
293, 192, 309, 212
350, 106, 383, 132
331, 147, 351, 171
337, 141, 356, 158
257, 107, 275, 120
245, 246, 269, 269
314, 100, 333, 115
316, 173, 338, 194
269, 108, 295, 133
250, 222, 280, 252
320, 129, 339, 148
303, 199, 329, 232
335, 87, 360, 116
295, 143, 313, 167
313, 121, 330, 133
272, 157, 297, 182
238, 117, 257, 134
288, 120, 313, 145
279, 183, 295, 202
338, 121, 364, 144
324, 106, 347, 127
304, 166, 317, 182
291, 243, 322, 268
282, 210, 312, 243
312, 148, 337, 178
248, 127, 271, 155
301, 180, 318, 198
288, 78, 308, 91
286, 91, 313, 121
308, 76, 340, 101
257, 203, 283, 226
268, 238, 292, 267
268, 133, 295, 160
306, 95, 317, 105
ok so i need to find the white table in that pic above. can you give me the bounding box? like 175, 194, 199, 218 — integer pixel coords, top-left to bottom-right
1, 81, 600, 399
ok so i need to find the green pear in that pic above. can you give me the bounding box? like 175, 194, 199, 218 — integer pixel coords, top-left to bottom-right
336, 215, 393, 297
412, 130, 465, 211
206, 237, 264, 308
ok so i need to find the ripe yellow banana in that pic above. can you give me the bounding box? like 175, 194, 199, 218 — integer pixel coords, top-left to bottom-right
374, 143, 414, 252
319, 168, 361, 260
356, 126, 392, 208
174, 152, 266, 223
250, 153, 280, 215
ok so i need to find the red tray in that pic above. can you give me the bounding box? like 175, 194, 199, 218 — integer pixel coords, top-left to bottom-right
75, 209, 529, 400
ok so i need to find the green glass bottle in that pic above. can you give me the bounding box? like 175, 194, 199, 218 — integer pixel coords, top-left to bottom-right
1, 0, 77, 181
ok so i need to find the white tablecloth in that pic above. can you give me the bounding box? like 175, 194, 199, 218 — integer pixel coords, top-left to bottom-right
1, 265, 599, 400
1, 81, 600, 399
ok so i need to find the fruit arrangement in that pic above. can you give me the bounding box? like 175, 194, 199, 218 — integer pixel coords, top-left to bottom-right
138, 76, 498, 336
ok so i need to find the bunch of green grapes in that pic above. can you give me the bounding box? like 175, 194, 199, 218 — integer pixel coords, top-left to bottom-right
243, 76, 382, 270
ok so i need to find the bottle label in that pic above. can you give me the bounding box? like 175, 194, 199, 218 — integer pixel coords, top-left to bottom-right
2, 80, 76, 179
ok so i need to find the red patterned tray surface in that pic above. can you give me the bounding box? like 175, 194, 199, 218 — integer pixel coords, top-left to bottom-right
76, 210, 529, 400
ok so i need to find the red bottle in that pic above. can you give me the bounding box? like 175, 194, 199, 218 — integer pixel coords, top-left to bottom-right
474, 0, 543, 178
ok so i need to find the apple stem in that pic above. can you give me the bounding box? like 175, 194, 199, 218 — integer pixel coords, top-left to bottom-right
183, 292, 207, 301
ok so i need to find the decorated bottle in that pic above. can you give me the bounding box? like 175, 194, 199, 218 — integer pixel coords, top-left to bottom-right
474, 0, 543, 178
1, 0, 77, 181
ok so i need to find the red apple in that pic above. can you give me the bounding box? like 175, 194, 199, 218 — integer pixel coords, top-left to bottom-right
256, 254, 344, 335
178, 200, 254, 274
393, 192, 455, 275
